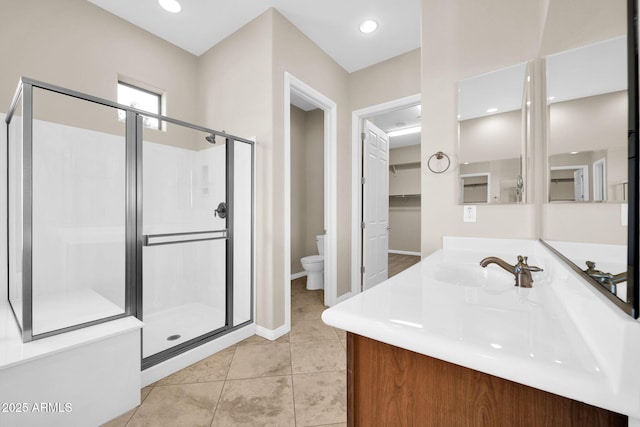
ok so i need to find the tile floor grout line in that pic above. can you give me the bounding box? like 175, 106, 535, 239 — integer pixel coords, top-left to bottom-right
290, 280, 298, 426
208, 380, 226, 427
288, 335, 298, 426
111, 272, 392, 426
122, 385, 153, 427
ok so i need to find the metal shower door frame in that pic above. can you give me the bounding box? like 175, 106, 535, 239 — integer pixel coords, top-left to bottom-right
5, 77, 255, 352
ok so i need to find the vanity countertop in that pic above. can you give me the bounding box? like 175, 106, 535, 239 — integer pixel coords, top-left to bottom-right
322, 237, 640, 418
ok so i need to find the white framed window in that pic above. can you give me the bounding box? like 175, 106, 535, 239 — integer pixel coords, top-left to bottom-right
117, 81, 162, 130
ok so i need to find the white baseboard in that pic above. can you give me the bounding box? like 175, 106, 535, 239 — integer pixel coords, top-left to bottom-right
255, 323, 290, 341
291, 271, 307, 280
389, 250, 421, 256
141, 323, 255, 387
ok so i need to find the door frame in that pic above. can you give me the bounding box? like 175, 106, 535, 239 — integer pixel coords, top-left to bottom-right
351, 94, 421, 296
550, 165, 589, 202
284, 73, 337, 331
593, 157, 607, 201
459, 172, 491, 203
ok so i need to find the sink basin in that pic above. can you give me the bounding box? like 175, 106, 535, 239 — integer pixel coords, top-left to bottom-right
431, 264, 515, 291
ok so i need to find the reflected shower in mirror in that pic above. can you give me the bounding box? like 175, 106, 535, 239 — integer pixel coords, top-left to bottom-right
546, 36, 628, 203
457, 62, 529, 204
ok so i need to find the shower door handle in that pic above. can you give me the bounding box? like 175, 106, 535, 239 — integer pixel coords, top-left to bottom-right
144, 229, 227, 246
214, 202, 227, 218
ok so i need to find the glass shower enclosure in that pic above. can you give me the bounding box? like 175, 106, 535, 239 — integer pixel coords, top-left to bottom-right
5, 77, 254, 368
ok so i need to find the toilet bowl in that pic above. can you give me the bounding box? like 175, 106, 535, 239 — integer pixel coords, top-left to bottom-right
301, 235, 325, 290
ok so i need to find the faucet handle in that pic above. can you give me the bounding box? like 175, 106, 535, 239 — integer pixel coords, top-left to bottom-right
517, 255, 543, 272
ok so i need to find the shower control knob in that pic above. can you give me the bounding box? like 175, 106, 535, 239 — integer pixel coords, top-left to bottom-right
215, 202, 227, 219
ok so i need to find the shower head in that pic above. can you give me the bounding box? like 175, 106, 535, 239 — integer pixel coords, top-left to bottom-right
205, 134, 216, 144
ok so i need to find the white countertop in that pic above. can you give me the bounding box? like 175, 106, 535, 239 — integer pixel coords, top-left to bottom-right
322, 237, 640, 418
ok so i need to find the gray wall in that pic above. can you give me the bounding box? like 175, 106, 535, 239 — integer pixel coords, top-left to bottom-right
389, 145, 421, 253
0, 2, 421, 331
421, 0, 541, 256
290, 106, 324, 273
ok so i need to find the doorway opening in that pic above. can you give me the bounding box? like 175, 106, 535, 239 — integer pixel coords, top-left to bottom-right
283, 73, 337, 335
549, 165, 589, 202
351, 95, 422, 294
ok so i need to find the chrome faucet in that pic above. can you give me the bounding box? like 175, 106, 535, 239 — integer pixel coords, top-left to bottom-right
583, 261, 627, 294
480, 255, 543, 288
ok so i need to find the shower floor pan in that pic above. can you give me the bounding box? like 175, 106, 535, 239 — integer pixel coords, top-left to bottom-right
142, 302, 225, 358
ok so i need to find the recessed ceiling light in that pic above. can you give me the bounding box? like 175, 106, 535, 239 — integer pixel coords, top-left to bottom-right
486, 107, 498, 113
159, 0, 181, 13
359, 19, 378, 34
570, 151, 579, 154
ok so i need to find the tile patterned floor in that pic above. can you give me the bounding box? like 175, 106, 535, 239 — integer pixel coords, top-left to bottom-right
102, 278, 346, 427
103, 254, 419, 427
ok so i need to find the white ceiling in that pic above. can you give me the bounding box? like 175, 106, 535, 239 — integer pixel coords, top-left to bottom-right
546, 36, 627, 104
368, 104, 421, 148
457, 63, 528, 121
87, 0, 421, 73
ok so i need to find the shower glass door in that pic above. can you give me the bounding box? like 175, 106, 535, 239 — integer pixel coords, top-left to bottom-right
140, 119, 228, 362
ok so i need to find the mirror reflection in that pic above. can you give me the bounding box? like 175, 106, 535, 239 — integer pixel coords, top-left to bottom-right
541, 0, 631, 311
457, 62, 528, 204
546, 36, 628, 203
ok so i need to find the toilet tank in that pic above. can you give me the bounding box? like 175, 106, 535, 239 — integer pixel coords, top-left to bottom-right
316, 235, 325, 256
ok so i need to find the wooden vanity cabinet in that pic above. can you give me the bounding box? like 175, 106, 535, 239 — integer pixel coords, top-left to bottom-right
347, 333, 627, 427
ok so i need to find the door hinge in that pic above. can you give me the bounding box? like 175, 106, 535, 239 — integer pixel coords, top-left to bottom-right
361, 265, 365, 274
361, 176, 366, 185
361, 221, 365, 229
361, 132, 366, 142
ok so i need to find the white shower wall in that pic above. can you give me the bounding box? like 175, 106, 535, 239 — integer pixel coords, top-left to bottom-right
14, 116, 230, 336
32, 119, 126, 307
142, 139, 227, 318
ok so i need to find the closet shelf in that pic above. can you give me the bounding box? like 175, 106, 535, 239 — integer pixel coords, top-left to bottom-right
389, 162, 421, 174
389, 193, 421, 198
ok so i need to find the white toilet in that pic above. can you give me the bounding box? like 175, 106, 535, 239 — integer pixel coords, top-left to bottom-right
300, 235, 325, 290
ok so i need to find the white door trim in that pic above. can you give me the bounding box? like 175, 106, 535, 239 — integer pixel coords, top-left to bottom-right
351, 94, 421, 296
593, 157, 607, 201
550, 164, 589, 202
284, 72, 337, 333
459, 172, 491, 204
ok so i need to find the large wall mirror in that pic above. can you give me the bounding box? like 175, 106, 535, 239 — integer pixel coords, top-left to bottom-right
546, 36, 627, 203
541, 0, 638, 317
457, 63, 530, 204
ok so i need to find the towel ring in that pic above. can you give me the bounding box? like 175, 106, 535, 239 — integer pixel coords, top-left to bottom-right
427, 151, 451, 174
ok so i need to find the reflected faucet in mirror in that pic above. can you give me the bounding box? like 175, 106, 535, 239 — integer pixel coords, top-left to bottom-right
583, 261, 627, 295
480, 255, 543, 288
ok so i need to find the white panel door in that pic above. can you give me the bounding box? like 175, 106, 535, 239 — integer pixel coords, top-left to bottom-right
362, 120, 389, 291
574, 168, 585, 201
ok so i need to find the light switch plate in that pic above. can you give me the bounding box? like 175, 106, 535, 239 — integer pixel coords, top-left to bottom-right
463, 205, 476, 223
622, 204, 628, 226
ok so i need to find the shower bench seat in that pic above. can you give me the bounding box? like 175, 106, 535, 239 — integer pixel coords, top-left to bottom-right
0, 300, 142, 427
